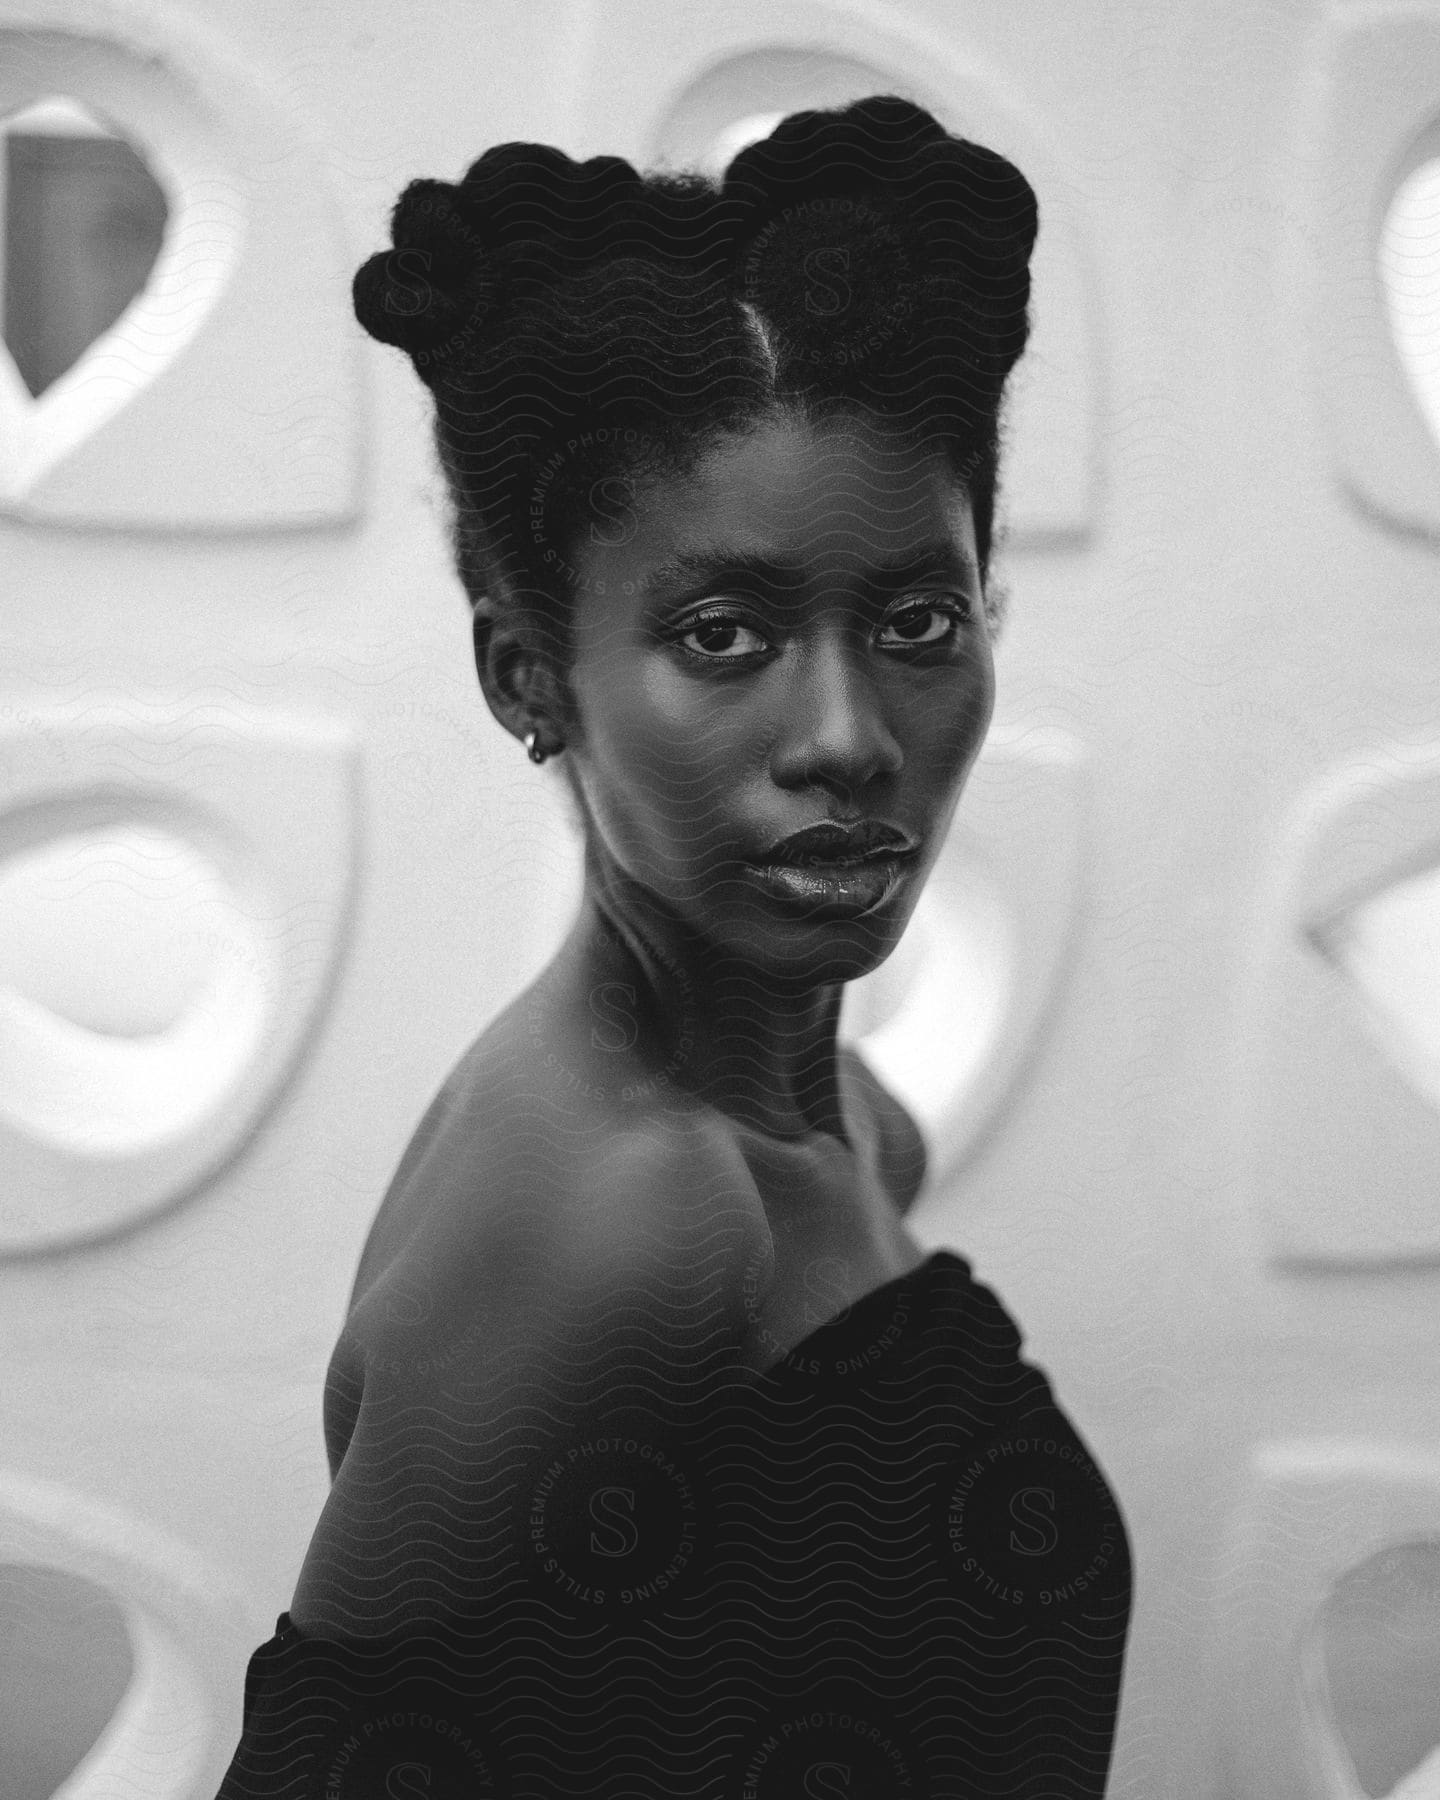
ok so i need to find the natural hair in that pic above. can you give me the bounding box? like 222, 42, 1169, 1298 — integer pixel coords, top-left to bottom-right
352, 95, 1039, 676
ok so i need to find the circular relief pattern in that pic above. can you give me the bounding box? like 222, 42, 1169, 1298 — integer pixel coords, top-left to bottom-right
514, 1423, 711, 1622
314, 1691, 504, 1798
729, 1689, 926, 1798
931, 1423, 1125, 1618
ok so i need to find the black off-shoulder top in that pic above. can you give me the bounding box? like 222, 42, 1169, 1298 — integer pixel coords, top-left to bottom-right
215, 1248, 1132, 1799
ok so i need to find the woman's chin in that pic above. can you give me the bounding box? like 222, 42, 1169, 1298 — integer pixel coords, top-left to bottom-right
715, 907, 909, 988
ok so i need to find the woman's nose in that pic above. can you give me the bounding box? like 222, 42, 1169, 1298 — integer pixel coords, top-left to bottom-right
768, 629, 903, 794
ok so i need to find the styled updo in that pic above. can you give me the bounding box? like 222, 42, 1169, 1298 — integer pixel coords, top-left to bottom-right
352, 95, 1039, 675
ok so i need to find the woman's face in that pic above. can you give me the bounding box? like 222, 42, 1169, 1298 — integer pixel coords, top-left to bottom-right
561, 407, 996, 987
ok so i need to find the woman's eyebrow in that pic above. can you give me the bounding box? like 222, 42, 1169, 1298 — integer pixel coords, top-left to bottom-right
642, 539, 978, 599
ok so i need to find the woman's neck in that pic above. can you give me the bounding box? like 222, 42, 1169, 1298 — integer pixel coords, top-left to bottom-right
553, 887, 853, 1148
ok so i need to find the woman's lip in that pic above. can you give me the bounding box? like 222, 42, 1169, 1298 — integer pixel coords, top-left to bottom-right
740, 852, 914, 917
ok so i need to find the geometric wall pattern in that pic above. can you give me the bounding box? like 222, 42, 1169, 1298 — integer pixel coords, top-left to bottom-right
0, 14, 360, 528
0, 705, 359, 1256
1, 0, 1439, 1793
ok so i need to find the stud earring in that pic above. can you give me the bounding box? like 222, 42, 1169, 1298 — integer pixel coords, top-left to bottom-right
524, 729, 548, 765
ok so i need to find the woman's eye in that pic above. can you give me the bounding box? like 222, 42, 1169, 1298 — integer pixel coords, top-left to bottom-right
671, 596, 970, 661
877, 601, 968, 648
675, 616, 770, 659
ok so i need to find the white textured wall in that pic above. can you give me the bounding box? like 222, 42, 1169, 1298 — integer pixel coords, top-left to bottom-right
0, 2, 1438, 1796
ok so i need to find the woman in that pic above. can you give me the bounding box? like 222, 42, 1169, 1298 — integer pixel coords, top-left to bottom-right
217, 95, 1132, 1798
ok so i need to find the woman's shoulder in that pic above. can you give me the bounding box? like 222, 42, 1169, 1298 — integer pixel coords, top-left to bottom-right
346, 1011, 766, 1344
325, 1075, 758, 1465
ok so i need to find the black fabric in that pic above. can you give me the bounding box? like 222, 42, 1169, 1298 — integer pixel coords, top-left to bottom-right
216, 1250, 1131, 1798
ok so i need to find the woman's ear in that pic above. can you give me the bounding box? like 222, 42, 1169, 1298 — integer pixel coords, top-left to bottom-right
473, 608, 572, 747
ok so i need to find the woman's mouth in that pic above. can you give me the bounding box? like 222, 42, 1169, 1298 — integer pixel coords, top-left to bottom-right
741, 852, 914, 918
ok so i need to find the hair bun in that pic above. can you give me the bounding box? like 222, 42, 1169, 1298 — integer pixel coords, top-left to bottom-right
353, 146, 659, 369
351, 176, 498, 363
722, 95, 948, 215
455, 143, 646, 261
720, 94, 1037, 302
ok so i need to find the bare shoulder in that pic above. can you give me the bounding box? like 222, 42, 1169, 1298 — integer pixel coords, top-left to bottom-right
329, 1044, 765, 1444
843, 1044, 929, 1217
355, 979, 766, 1295
343, 1100, 760, 1399
298, 1078, 764, 1633
382, 1037, 763, 1294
